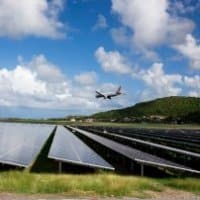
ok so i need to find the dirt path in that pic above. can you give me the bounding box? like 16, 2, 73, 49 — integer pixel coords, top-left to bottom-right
0, 190, 199, 200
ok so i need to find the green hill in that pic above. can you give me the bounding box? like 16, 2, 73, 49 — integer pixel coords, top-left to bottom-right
92, 96, 200, 122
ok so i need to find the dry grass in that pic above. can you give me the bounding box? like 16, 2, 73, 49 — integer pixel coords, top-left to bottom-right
0, 171, 163, 198
0, 171, 199, 197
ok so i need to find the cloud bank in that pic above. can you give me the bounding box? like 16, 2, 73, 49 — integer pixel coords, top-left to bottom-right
95, 46, 200, 101
111, 0, 194, 57
0, 0, 65, 38
0, 55, 128, 115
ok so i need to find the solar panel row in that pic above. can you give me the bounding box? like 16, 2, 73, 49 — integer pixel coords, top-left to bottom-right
118, 132, 200, 153
48, 126, 114, 170
0, 123, 54, 167
83, 127, 200, 158
67, 126, 200, 174
105, 127, 200, 143
92, 126, 200, 153
0, 123, 114, 170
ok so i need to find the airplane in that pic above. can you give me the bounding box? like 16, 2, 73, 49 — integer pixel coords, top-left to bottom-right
95, 86, 123, 99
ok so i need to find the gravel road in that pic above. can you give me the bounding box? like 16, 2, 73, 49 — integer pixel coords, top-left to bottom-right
0, 190, 199, 200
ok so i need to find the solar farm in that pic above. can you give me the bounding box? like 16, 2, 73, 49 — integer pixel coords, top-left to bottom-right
0, 122, 199, 177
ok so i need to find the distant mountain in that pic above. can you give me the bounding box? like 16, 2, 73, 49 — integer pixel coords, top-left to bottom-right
92, 96, 200, 123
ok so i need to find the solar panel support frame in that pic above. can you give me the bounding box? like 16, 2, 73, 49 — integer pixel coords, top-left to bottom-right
58, 161, 62, 174
141, 164, 144, 176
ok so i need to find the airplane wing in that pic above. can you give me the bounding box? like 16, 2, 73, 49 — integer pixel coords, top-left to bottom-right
95, 91, 106, 98
107, 94, 116, 99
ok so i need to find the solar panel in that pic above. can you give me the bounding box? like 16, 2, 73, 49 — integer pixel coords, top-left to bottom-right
110, 127, 200, 145
102, 127, 200, 153
86, 127, 200, 158
68, 126, 200, 174
0, 122, 54, 167
48, 126, 114, 170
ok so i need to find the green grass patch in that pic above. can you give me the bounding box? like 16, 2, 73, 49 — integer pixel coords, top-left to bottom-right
0, 171, 199, 197
159, 177, 200, 194
0, 171, 163, 197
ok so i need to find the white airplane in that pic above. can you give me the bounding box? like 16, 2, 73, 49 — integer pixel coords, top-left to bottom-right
95, 86, 123, 99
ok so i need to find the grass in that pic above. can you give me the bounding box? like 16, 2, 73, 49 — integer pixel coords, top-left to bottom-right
0, 171, 199, 197
159, 177, 200, 194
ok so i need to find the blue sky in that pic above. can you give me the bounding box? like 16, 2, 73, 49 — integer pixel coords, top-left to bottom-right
0, 0, 199, 118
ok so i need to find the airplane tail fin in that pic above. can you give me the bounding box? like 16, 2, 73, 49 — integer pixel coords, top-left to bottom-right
116, 86, 121, 94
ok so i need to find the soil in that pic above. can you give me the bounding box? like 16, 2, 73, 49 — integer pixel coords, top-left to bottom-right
0, 189, 199, 200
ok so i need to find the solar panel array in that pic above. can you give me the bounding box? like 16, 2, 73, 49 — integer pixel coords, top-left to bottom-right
0, 122, 199, 175
82, 127, 200, 158
0, 123, 114, 171
48, 126, 114, 170
0, 122, 54, 167
93, 126, 200, 153
68, 126, 200, 174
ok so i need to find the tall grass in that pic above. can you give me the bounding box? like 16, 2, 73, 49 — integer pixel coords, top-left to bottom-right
0, 171, 199, 197
0, 171, 162, 197
160, 178, 200, 194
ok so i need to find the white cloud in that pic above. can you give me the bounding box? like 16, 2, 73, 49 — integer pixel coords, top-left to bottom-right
183, 75, 200, 97
95, 43, 199, 102
110, 27, 130, 46
136, 63, 183, 100
0, 55, 71, 108
111, 0, 194, 50
0, 66, 46, 96
0, 55, 127, 114
187, 91, 199, 97
0, 0, 65, 38
95, 46, 184, 100
24, 54, 65, 82
96, 83, 119, 94
74, 71, 97, 85
184, 75, 200, 88
95, 46, 133, 74
174, 34, 200, 70
92, 14, 108, 31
